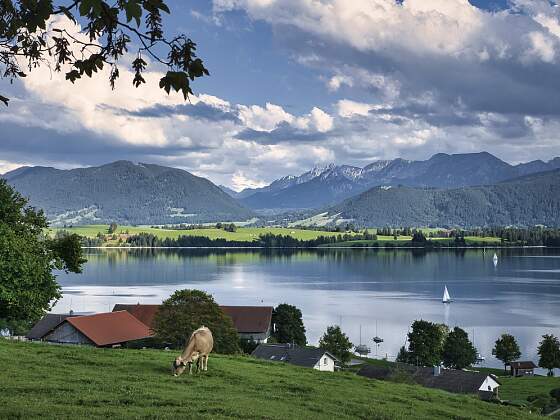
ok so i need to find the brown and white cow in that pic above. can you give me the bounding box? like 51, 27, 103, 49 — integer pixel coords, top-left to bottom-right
172, 326, 214, 376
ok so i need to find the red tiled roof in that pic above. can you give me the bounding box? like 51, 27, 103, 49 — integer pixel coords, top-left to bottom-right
221, 306, 272, 333
112, 304, 160, 330
66, 311, 153, 346
113, 304, 273, 333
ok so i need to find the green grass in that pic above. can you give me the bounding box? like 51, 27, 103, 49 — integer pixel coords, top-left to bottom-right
51, 225, 358, 242
498, 375, 560, 403
0, 340, 538, 419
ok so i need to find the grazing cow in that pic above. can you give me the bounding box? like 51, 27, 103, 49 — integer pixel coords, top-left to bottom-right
172, 326, 213, 376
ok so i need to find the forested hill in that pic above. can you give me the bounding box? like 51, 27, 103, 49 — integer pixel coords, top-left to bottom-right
327, 169, 560, 227
3, 161, 254, 225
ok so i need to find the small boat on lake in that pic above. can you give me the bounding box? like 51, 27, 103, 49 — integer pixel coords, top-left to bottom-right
442, 285, 453, 303
493, 253, 498, 264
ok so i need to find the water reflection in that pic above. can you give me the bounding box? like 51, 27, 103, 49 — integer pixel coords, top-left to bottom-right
54, 247, 560, 371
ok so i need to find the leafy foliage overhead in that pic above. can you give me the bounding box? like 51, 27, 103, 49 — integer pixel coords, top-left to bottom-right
0, 0, 209, 106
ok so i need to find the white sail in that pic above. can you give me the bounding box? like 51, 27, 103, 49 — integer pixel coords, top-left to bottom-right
442, 285, 451, 303
493, 253, 498, 262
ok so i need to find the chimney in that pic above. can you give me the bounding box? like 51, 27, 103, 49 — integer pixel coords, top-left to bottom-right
433, 365, 441, 376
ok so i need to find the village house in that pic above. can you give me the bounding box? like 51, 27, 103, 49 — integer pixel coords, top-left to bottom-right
507, 361, 537, 376
251, 343, 338, 372
112, 303, 273, 342
26, 311, 89, 340
357, 364, 501, 400
42, 311, 153, 347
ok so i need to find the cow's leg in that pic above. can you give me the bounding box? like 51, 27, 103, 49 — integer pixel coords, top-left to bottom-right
204, 355, 208, 371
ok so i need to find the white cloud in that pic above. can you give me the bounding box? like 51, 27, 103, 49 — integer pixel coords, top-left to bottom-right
525, 31, 556, 63
0, 160, 25, 175
337, 100, 377, 118
231, 171, 268, 190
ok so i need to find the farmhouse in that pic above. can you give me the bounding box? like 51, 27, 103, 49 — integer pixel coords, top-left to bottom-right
252, 343, 338, 372
112, 303, 273, 342
220, 306, 272, 343
26, 312, 84, 340
508, 361, 537, 376
43, 311, 153, 347
358, 365, 501, 400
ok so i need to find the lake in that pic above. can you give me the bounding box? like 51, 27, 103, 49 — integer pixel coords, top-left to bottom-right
54, 247, 560, 371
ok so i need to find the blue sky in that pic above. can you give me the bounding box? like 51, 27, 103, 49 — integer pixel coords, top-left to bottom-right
2, 0, 560, 189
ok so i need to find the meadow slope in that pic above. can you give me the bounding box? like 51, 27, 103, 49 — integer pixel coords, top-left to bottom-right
0, 340, 539, 420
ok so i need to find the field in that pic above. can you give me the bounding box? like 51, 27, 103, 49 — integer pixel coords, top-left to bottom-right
50, 225, 357, 242
0, 340, 540, 419
50, 225, 502, 246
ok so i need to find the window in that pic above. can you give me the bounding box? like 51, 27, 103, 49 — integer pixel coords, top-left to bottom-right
323, 357, 328, 365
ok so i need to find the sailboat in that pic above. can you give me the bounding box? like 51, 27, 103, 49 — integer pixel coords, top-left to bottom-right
355, 325, 371, 356
493, 253, 498, 264
442, 285, 453, 304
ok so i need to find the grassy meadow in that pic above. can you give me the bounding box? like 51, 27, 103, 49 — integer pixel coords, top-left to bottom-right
51, 224, 502, 247
0, 340, 542, 419
50, 224, 358, 242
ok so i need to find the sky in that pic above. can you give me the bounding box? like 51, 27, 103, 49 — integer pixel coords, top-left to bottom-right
2, 0, 560, 190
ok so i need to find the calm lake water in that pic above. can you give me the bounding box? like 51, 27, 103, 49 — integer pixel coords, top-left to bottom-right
54, 248, 560, 370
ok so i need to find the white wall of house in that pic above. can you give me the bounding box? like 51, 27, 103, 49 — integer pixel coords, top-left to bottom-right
313, 353, 335, 372
478, 376, 500, 392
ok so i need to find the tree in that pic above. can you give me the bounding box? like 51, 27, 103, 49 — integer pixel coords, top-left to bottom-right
108, 222, 118, 234
319, 325, 353, 364
152, 289, 239, 354
492, 333, 521, 372
271, 303, 306, 345
442, 327, 477, 369
0, 0, 208, 107
411, 231, 427, 244
407, 320, 448, 366
396, 345, 410, 364
538, 334, 560, 377
0, 179, 85, 333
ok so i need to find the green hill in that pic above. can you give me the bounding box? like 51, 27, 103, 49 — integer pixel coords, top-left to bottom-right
0, 340, 538, 419
328, 169, 560, 227
3, 161, 254, 226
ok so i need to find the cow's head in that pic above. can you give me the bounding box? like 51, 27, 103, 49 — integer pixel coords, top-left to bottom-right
172, 357, 187, 376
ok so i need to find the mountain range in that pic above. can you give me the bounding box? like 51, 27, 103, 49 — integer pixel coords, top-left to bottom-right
3, 161, 254, 226
3, 151, 560, 227
325, 169, 560, 227
232, 152, 560, 211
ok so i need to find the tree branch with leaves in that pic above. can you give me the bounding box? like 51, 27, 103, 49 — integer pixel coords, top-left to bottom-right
0, 0, 209, 106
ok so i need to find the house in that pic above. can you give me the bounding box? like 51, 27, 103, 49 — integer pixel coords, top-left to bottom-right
357, 364, 501, 400
508, 361, 537, 376
220, 306, 272, 343
26, 312, 85, 340
43, 311, 153, 347
112, 303, 273, 342
112, 304, 160, 330
251, 343, 338, 372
